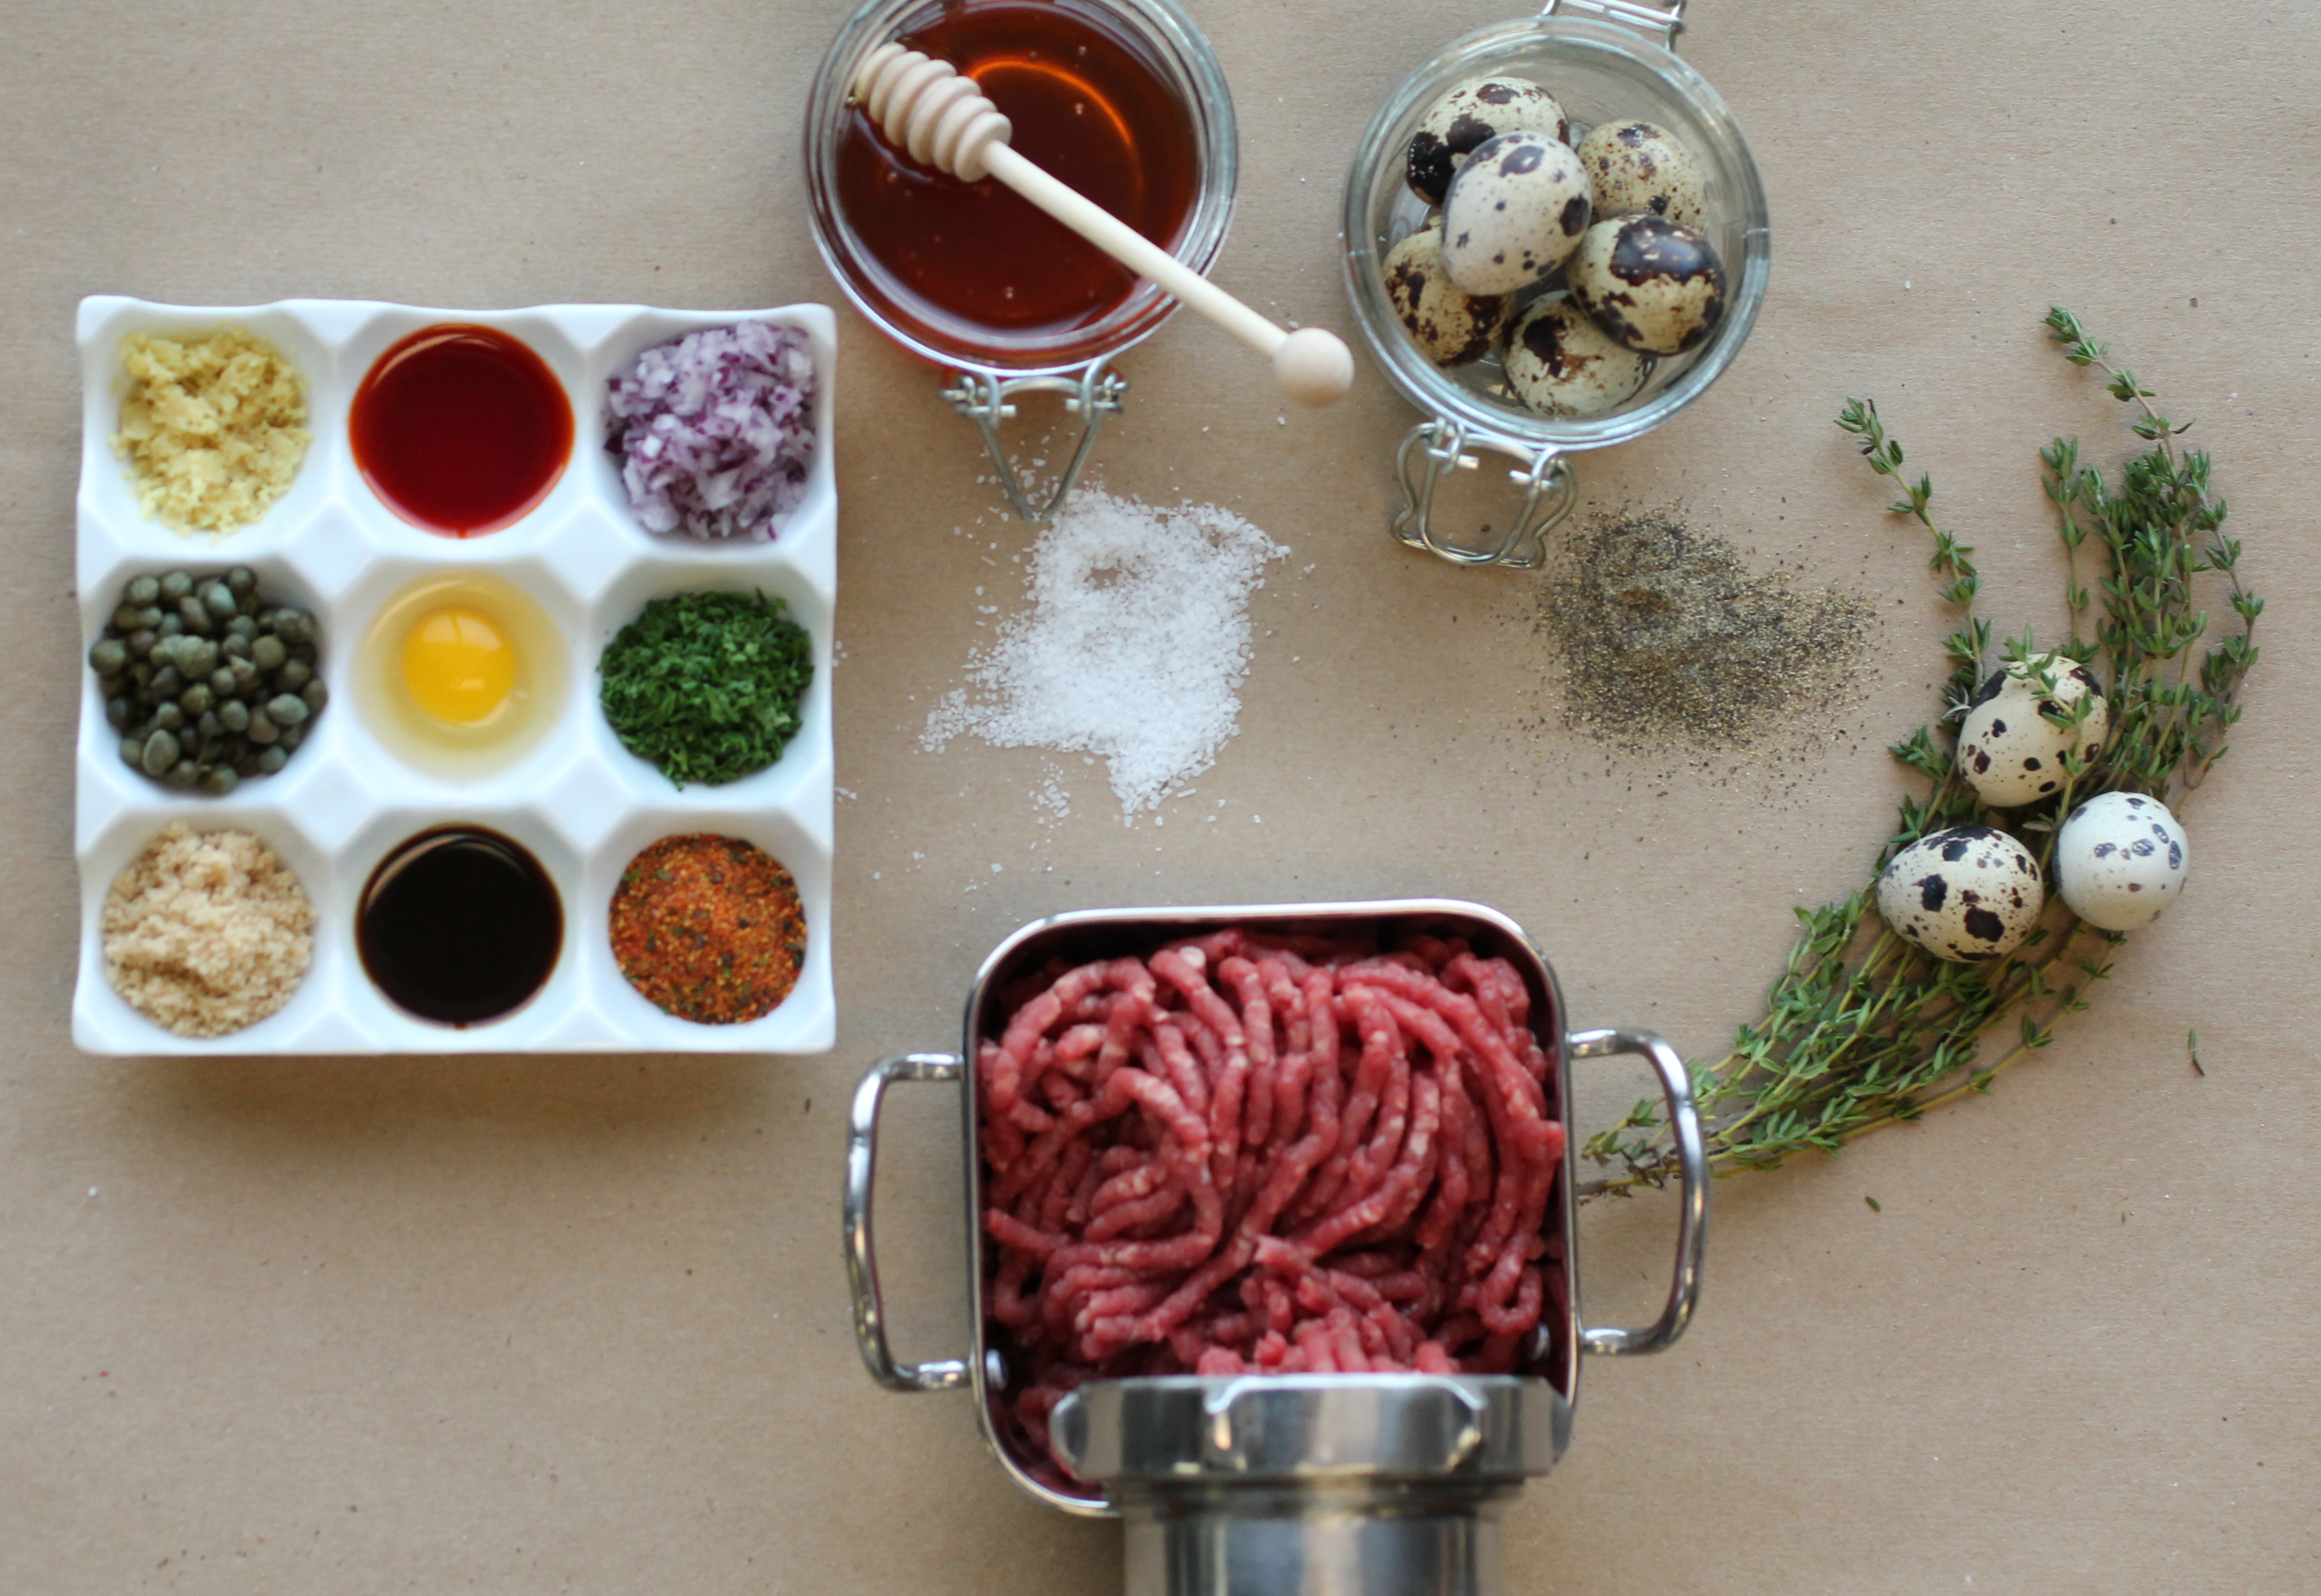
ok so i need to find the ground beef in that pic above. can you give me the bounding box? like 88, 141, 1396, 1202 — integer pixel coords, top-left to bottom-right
977, 928, 1567, 1476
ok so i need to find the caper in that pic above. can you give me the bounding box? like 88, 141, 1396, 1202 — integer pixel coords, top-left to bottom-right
230, 658, 260, 691
136, 605, 164, 631
301, 677, 329, 713
250, 634, 287, 671
127, 628, 157, 658
183, 639, 218, 677
277, 724, 304, 752
254, 746, 287, 775
218, 699, 250, 733
164, 759, 199, 790
277, 658, 311, 691
125, 575, 162, 607
157, 612, 184, 638
201, 766, 239, 797
247, 709, 278, 745
196, 709, 223, 740
202, 582, 236, 619
159, 571, 193, 601
265, 692, 308, 726
120, 734, 146, 769
106, 697, 132, 730
228, 615, 257, 641
89, 638, 128, 675
112, 604, 141, 631
209, 667, 238, 698
180, 683, 213, 716
178, 596, 211, 633
222, 633, 251, 661
226, 567, 256, 596
150, 666, 183, 699
152, 701, 184, 732
273, 608, 314, 645
140, 729, 180, 776
147, 642, 172, 668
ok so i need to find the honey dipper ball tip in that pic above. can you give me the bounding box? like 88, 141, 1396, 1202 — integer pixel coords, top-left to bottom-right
1273, 326, 1355, 408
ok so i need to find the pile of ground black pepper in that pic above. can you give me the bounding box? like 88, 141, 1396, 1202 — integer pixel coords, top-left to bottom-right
1535, 508, 1873, 753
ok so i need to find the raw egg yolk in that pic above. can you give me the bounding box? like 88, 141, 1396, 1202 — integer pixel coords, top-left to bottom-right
401, 605, 517, 725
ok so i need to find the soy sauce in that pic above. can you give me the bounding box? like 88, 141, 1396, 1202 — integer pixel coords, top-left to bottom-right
357, 826, 561, 1025
350, 325, 573, 536
836, 0, 1200, 334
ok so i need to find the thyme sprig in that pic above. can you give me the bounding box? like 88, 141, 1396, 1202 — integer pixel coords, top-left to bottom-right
1582, 310, 2259, 1197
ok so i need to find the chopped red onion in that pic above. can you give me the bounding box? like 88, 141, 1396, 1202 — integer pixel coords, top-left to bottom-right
604, 322, 817, 540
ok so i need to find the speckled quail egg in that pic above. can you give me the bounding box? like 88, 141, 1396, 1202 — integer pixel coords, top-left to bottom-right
1405, 76, 1570, 206
1575, 119, 1708, 229
2054, 791, 2188, 931
1956, 654, 2108, 808
1502, 294, 1651, 417
1566, 215, 1727, 355
1875, 824, 2046, 963
1441, 132, 1593, 297
1382, 223, 1513, 366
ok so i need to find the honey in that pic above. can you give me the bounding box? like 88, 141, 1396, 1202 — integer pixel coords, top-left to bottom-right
836, 0, 1200, 336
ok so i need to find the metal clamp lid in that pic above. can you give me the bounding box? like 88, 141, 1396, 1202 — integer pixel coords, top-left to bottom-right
1392, 421, 1576, 569
1539, 0, 1686, 46
944, 359, 1128, 524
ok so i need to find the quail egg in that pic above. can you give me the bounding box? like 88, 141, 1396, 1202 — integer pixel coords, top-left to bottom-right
1567, 215, 1727, 355
1405, 76, 1570, 206
1382, 224, 1513, 366
1875, 824, 2046, 963
1956, 655, 2108, 807
2054, 791, 2188, 932
1441, 132, 1593, 297
1575, 120, 1708, 229
1502, 294, 1650, 417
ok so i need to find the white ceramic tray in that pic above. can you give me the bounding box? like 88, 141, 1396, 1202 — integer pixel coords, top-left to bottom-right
71, 297, 838, 1055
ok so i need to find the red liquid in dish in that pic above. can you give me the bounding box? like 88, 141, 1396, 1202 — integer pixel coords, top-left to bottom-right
836, 0, 1201, 336
351, 325, 573, 536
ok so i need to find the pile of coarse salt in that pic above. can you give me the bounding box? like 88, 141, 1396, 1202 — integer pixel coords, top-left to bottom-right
923, 489, 1286, 816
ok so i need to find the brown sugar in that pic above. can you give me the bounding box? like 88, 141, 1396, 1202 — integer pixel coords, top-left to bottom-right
102, 824, 314, 1038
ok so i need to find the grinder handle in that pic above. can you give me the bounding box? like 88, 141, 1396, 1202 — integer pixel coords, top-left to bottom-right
1567, 1027, 1708, 1356
845, 1053, 972, 1392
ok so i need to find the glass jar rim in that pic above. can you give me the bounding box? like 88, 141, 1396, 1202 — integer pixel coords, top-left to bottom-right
805, 0, 1240, 378
1341, 13, 1771, 454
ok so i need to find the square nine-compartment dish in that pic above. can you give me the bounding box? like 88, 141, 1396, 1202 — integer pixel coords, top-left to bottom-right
72, 297, 837, 1055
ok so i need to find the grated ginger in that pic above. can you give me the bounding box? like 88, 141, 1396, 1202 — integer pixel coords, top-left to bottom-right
113, 327, 310, 533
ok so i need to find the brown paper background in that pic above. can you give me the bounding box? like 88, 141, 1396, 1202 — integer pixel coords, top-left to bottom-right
4, 0, 2316, 1590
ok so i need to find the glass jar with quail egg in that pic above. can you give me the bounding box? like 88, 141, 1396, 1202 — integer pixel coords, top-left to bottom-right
1341, 9, 1770, 562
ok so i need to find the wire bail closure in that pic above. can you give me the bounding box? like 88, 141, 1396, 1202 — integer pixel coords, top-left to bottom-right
943, 359, 1129, 524
1536, 0, 1686, 48
1391, 420, 1576, 569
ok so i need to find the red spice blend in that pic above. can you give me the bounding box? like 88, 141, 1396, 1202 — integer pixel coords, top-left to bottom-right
608, 834, 806, 1023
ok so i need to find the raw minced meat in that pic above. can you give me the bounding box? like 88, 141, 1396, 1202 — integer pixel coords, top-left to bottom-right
604, 321, 817, 540
978, 930, 1567, 1479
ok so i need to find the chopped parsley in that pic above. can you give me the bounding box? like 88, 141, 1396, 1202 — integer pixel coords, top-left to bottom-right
598, 590, 813, 786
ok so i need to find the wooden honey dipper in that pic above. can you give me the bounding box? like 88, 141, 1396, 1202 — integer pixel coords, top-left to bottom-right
852, 42, 1355, 408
